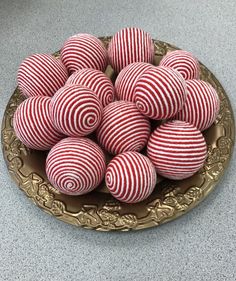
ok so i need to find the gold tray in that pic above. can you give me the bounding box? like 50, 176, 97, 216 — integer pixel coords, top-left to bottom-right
1, 37, 235, 231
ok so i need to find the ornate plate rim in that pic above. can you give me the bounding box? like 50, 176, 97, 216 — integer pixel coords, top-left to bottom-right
1, 38, 235, 231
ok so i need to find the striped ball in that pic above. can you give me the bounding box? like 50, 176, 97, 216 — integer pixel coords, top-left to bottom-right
17, 54, 68, 98
61, 33, 108, 73
108, 27, 154, 73
174, 80, 220, 131
115, 62, 153, 102
13, 97, 64, 150
46, 137, 106, 195
66, 68, 115, 107
50, 85, 102, 137
96, 101, 150, 155
134, 66, 187, 120
106, 151, 156, 203
147, 120, 207, 180
159, 50, 200, 80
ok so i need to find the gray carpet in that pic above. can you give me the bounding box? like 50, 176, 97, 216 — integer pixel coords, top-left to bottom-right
0, 1, 235, 280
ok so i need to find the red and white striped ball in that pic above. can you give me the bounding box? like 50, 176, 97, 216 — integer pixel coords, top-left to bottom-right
46, 137, 106, 195
17, 54, 68, 98
147, 120, 207, 180
159, 50, 200, 80
115, 62, 153, 102
174, 80, 220, 131
66, 68, 115, 107
96, 101, 151, 155
134, 66, 187, 120
13, 97, 64, 150
50, 85, 102, 137
108, 27, 154, 73
106, 151, 157, 203
61, 33, 108, 74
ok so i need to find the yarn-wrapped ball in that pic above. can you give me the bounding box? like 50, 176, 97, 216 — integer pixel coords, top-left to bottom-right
115, 62, 153, 102
46, 137, 106, 195
50, 85, 102, 137
61, 33, 108, 73
96, 101, 150, 155
159, 50, 200, 80
174, 80, 220, 131
108, 27, 154, 73
106, 151, 157, 203
17, 54, 68, 98
147, 120, 207, 180
66, 68, 115, 107
13, 97, 64, 150
134, 66, 187, 120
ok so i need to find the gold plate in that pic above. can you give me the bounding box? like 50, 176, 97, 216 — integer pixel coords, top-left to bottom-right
1, 38, 235, 231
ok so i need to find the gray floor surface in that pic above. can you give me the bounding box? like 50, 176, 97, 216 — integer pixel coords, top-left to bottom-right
0, 1, 235, 280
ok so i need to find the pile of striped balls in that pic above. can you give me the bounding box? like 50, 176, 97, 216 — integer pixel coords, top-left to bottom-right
13, 27, 220, 204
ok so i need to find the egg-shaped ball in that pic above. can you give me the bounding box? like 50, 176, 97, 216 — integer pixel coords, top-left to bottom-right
147, 120, 207, 180
66, 68, 115, 107
50, 85, 102, 137
61, 33, 108, 73
96, 101, 150, 155
174, 80, 220, 131
108, 27, 154, 73
115, 62, 153, 102
159, 50, 200, 80
17, 54, 68, 98
106, 151, 156, 203
134, 66, 187, 120
46, 137, 106, 195
13, 96, 64, 150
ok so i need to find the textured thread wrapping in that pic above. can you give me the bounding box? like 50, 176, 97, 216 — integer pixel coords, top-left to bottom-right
1, 38, 235, 231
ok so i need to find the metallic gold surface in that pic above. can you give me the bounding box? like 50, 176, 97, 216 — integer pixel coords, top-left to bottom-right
1, 38, 235, 231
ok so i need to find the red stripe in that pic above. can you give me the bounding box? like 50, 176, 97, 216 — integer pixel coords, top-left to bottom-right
13, 97, 64, 150
46, 137, 106, 195
147, 120, 207, 180
160, 50, 200, 80
134, 66, 187, 120
66, 68, 115, 107
50, 85, 102, 137
61, 34, 108, 73
96, 101, 150, 155
17, 54, 68, 97
108, 27, 154, 73
106, 151, 156, 203
175, 80, 220, 131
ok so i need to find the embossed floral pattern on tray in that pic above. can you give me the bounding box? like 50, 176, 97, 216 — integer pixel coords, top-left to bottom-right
1, 38, 235, 231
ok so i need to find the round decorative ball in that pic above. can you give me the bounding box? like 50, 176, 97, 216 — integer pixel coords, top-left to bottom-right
66, 68, 115, 107
106, 151, 157, 203
174, 80, 220, 131
147, 120, 207, 180
17, 54, 68, 98
50, 85, 102, 137
13, 96, 64, 150
46, 137, 106, 195
159, 50, 200, 80
96, 101, 151, 155
115, 62, 153, 102
108, 27, 154, 73
60, 33, 108, 73
134, 66, 187, 120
